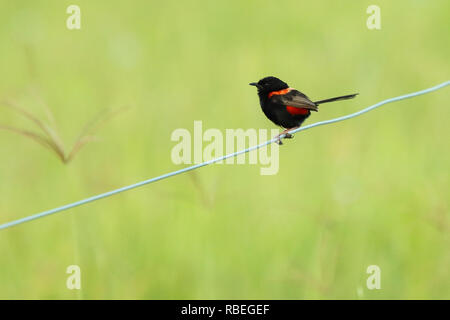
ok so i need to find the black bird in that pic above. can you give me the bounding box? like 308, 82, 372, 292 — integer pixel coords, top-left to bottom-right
250, 76, 358, 144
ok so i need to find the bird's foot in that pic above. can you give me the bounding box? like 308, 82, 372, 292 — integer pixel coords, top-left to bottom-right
273, 133, 284, 145
273, 127, 299, 145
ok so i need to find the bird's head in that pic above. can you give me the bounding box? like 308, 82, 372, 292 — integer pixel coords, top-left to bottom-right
249, 76, 289, 93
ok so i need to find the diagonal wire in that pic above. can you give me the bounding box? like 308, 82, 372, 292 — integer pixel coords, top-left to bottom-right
0, 81, 448, 231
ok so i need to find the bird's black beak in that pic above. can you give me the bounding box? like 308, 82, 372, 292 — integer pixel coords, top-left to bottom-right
249, 82, 260, 88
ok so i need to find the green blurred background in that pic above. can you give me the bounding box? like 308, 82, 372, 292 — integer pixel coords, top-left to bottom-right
0, 0, 448, 299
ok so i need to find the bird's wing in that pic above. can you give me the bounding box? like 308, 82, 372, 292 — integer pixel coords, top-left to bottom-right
270, 90, 318, 111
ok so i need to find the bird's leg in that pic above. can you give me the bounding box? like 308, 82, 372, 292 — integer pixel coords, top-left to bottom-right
284, 126, 299, 139
273, 127, 299, 145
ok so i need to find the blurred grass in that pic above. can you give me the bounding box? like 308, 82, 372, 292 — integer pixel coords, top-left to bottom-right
0, 0, 449, 299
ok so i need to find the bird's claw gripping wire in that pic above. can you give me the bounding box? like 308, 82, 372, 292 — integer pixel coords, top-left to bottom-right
274, 129, 295, 145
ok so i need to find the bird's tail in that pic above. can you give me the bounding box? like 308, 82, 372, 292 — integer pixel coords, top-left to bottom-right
314, 93, 358, 105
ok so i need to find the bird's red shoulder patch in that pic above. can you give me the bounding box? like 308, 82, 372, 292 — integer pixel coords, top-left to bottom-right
286, 106, 310, 115
268, 88, 293, 99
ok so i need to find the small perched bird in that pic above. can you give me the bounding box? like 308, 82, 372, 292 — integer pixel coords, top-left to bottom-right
250, 76, 358, 144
